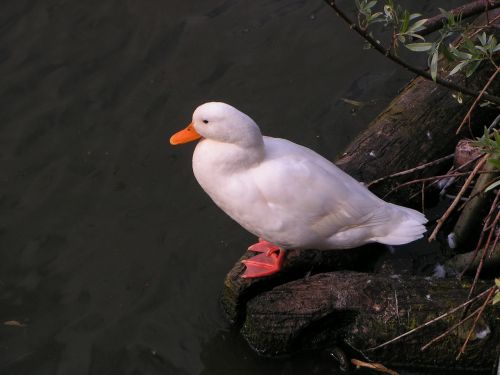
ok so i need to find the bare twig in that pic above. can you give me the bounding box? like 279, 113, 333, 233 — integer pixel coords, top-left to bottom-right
421, 181, 425, 213
456, 287, 495, 360
466, 208, 500, 300
420, 303, 485, 351
384, 169, 493, 198
409, 153, 485, 201
366, 287, 493, 351
457, 176, 499, 211
323, 1, 500, 105
351, 359, 399, 375
428, 155, 488, 242
487, 113, 500, 131
488, 227, 500, 257
459, 189, 500, 277
367, 154, 454, 187
456, 67, 500, 134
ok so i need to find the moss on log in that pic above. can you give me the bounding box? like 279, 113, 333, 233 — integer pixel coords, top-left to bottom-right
241, 272, 499, 372
446, 246, 500, 275
221, 245, 386, 324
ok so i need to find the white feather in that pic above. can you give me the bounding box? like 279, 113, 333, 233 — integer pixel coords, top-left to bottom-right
189, 102, 428, 250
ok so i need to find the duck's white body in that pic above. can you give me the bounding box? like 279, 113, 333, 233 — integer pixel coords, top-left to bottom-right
186, 102, 427, 251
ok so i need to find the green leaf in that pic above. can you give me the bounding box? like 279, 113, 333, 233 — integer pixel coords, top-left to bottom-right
449, 60, 468, 76
494, 292, 500, 305
400, 10, 410, 33
441, 45, 456, 61
494, 131, 500, 146
485, 180, 500, 192
463, 37, 476, 53
475, 45, 487, 54
430, 50, 439, 81
409, 13, 422, 21
496, 278, 500, 288
407, 32, 425, 41
478, 32, 487, 46
448, 44, 472, 60
409, 18, 428, 33
479, 100, 494, 108
465, 59, 482, 77
405, 42, 433, 52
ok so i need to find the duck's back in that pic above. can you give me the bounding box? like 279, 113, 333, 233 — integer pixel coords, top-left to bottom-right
248, 137, 427, 249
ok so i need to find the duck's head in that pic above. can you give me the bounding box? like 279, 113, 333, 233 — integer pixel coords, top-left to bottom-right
170, 102, 263, 147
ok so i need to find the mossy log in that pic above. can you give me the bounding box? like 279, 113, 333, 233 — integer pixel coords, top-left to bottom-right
446, 246, 500, 275
221, 245, 386, 324
221, 9, 500, 372
241, 272, 499, 372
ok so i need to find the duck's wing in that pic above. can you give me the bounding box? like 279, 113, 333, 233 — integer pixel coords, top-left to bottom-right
253, 137, 387, 239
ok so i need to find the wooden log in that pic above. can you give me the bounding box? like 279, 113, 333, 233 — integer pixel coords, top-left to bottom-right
446, 246, 500, 274
221, 245, 386, 324
241, 272, 499, 371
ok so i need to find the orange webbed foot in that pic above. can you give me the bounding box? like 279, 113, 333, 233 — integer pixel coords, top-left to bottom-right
242, 239, 286, 278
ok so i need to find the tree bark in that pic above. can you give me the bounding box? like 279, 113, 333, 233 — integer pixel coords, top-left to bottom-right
221, 245, 386, 324
241, 272, 499, 372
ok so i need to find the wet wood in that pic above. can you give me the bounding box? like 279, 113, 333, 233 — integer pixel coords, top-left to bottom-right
241, 272, 499, 371
446, 246, 500, 274
221, 245, 386, 324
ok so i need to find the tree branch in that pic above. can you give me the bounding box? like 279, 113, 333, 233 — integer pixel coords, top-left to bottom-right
366, 286, 494, 351
456, 287, 495, 360
419, 0, 500, 37
428, 155, 488, 242
367, 154, 454, 187
456, 66, 500, 134
322, 0, 500, 106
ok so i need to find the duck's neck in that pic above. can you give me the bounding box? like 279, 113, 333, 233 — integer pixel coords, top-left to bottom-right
193, 137, 265, 174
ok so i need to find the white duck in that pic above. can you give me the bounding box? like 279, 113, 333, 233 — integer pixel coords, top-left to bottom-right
170, 102, 427, 278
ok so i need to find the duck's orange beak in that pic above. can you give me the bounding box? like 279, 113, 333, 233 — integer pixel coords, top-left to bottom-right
170, 123, 202, 145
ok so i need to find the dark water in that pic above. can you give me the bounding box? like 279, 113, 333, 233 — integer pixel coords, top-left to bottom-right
0, 1, 468, 374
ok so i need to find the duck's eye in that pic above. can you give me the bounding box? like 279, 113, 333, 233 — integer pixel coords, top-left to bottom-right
202, 120, 209, 124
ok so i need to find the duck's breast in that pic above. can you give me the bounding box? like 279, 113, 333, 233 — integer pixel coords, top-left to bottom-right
192, 139, 286, 240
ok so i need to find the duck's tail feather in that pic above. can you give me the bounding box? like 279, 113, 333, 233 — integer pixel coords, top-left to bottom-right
371, 204, 428, 245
